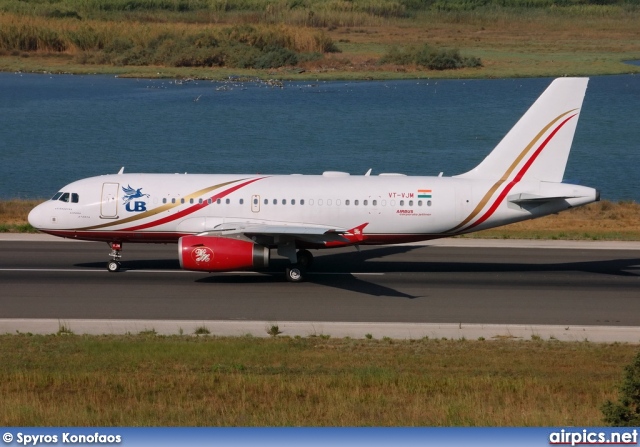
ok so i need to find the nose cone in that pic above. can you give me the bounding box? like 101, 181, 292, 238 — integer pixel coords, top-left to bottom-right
28, 203, 47, 229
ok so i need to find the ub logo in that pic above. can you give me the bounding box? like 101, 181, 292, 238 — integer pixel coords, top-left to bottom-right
192, 247, 213, 264
122, 184, 150, 212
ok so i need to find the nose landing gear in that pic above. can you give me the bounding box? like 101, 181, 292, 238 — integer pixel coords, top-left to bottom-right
107, 242, 122, 272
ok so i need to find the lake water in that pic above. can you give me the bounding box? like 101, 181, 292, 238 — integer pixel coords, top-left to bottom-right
0, 72, 638, 201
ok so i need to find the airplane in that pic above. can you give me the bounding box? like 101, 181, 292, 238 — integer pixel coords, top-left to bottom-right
28, 77, 599, 282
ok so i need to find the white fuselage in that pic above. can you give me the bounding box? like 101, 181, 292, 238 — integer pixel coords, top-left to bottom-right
28, 172, 598, 246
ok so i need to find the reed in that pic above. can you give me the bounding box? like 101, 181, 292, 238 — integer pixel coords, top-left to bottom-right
0, 335, 636, 426
0, 13, 339, 68
3, 0, 638, 77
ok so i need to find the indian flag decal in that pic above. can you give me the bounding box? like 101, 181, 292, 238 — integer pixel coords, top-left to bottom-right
418, 189, 432, 199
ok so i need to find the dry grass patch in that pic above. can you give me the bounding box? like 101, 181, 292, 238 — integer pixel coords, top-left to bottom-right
0, 199, 41, 232
0, 335, 637, 426
469, 201, 640, 240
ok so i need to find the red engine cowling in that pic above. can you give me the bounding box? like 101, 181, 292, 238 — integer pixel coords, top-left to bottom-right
178, 236, 269, 272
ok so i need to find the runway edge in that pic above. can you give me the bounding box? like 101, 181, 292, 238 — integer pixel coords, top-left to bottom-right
1, 319, 639, 343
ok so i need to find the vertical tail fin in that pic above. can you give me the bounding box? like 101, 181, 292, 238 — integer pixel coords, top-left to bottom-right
456, 78, 588, 183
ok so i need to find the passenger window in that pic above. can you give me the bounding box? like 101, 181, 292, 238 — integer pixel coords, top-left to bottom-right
208, 198, 212, 204
181, 198, 185, 204
400, 200, 404, 206
291, 199, 296, 205
363, 200, 368, 206
427, 200, 432, 206
226, 199, 230, 204
409, 200, 413, 206
373, 200, 377, 206
264, 199, 268, 205
71, 193, 79, 203
59, 193, 70, 202
301, 199, 305, 205
190, 198, 194, 204
51, 192, 63, 201
240, 199, 244, 205
216, 199, 221, 204
273, 199, 277, 205
418, 200, 422, 206
163, 198, 167, 204
171, 198, 176, 204
282, 199, 286, 205
354, 200, 359, 206
198, 198, 203, 204
345, 200, 350, 206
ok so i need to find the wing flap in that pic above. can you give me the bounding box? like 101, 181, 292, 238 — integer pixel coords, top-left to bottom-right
197, 222, 368, 245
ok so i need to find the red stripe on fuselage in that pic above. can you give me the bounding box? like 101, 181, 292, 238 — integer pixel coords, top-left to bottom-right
464, 113, 577, 231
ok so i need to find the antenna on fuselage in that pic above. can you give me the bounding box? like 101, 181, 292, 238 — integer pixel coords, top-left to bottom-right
118, 167, 125, 174
365, 168, 372, 176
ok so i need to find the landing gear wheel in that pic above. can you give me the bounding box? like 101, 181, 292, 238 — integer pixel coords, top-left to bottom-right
107, 242, 123, 272
296, 249, 313, 268
107, 261, 121, 272
286, 265, 304, 283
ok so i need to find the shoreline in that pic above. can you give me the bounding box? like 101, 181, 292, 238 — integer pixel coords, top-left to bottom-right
2, 58, 639, 82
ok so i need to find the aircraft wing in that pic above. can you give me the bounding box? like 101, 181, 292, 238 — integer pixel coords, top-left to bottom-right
197, 222, 368, 244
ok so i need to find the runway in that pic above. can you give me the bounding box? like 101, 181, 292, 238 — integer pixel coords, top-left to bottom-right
1, 236, 639, 333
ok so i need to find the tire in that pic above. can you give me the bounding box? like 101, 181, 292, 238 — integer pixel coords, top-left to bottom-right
296, 249, 313, 268
285, 265, 304, 283
107, 261, 121, 272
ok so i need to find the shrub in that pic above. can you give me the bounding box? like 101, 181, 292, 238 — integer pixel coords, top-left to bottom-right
380, 43, 482, 70
602, 350, 640, 426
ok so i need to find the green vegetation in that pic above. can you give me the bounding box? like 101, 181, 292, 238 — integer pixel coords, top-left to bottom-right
1, 0, 638, 78
380, 44, 482, 70
0, 334, 637, 426
602, 350, 640, 426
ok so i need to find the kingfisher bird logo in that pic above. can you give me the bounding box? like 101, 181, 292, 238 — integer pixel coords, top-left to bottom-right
122, 184, 150, 212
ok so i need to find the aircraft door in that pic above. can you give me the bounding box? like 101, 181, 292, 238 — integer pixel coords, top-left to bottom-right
251, 195, 260, 213
101, 182, 119, 218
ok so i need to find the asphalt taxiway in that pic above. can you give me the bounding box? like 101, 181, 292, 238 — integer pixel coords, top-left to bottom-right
1, 235, 639, 341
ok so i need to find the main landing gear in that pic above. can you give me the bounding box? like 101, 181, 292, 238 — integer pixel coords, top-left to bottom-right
107, 242, 122, 272
285, 249, 313, 283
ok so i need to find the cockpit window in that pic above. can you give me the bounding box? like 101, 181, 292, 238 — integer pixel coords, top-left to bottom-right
52, 192, 79, 203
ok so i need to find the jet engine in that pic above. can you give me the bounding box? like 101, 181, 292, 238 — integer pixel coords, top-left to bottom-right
178, 235, 269, 272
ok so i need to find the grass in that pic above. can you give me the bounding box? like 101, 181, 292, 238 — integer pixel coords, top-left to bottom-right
6, 199, 640, 240
462, 200, 640, 241
0, 334, 637, 426
1, 2, 639, 79
0, 200, 40, 233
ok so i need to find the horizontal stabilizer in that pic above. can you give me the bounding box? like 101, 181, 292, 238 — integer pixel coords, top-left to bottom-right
507, 193, 582, 204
